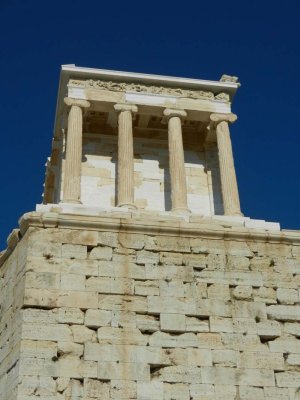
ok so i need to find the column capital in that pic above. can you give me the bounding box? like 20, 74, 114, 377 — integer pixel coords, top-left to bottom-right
210, 113, 237, 125
114, 103, 138, 113
64, 97, 90, 108
163, 108, 187, 120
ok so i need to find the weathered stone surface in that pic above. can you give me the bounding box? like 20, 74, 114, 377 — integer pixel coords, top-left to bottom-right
1, 219, 300, 399
232, 285, 252, 300
212, 349, 237, 367
153, 365, 202, 383
137, 381, 164, 400
88, 246, 113, 260
98, 231, 118, 247
201, 366, 275, 386
210, 316, 233, 333
85, 309, 111, 328
118, 233, 145, 250
257, 320, 281, 339
267, 305, 300, 321
264, 387, 290, 399
268, 337, 300, 353
277, 287, 299, 304
286, 353, 300, 365
98, 362, 150, 381
60, 273, 85, 291
97, 327, 148, 345
62, 244, 87, 259
276, 371, 300, 387
239, 386, 265, 400
71, 325, 97, 343
110, 379, 137, 398
84, 378, 110, 399
283, 322, 300, 336
160, 313, 186, 332
22, 323, 72, 342
237, 351, 284, 370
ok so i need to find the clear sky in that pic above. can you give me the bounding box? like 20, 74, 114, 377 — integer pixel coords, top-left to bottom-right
1, 0, 300, 249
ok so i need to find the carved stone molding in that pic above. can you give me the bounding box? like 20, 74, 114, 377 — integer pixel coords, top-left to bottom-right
68, 79, 231, 102
215, 92, 230, 102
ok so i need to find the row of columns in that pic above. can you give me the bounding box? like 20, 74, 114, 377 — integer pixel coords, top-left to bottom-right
62, 97, 242, 216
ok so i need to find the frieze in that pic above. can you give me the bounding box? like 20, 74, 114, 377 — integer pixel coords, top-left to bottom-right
68, 79, 230, 102
215, 92, 230, 101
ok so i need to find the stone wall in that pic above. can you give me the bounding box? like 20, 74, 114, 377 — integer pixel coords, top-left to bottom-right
1, 215, 300, 399
0, 234, 28, 400
59, 133, 221, 215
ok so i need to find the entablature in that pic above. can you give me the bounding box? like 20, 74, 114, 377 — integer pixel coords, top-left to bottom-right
53, 65, 239, 139
67, 78, 232, 120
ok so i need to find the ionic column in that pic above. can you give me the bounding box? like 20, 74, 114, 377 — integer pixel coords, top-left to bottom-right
164, 108, 190, 214
210, 113, 242, 216
114, 103, 138, 209
63, 98, 90, 203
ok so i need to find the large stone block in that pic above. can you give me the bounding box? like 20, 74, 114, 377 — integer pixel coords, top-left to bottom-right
62, 244, 87, 259
85, 309, 111, 328
88, 246, 113, 260
160, 313, 186, 332
97, 327, 148, 345
153, 365, 202, 383
201, 366, 275, 386
267, 305, 300, 321
275, 371, 300, 387
97, 362, 150, 381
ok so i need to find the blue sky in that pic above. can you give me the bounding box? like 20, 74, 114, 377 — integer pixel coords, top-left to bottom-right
1, 0, 300, 248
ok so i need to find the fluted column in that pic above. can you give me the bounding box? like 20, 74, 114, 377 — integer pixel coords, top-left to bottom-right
63, 98, 90, 203
164, 108, 190, 214
210, 113, 242, 216
114, 103, 138, 209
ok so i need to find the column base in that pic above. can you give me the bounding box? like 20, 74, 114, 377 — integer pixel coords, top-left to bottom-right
224, 211, 244, 217
171, 207, 191, 215
118, 203, 137, 210
62, 199, 82, 204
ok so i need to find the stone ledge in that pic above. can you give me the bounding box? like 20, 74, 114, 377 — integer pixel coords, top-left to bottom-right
0, 228, 21, 267
0, 209, 299, 268
36, 203, 281, 231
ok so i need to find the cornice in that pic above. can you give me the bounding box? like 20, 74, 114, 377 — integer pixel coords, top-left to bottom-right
62, 65, 240, 94
1, 211, 300, 268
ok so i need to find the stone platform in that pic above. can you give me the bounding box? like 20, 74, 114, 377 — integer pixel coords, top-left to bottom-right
1, 210, 300, 399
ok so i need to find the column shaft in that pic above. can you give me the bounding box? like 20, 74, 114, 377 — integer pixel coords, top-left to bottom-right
215, 120, 242, 215
115, 104, 137, 209
164, 109, 189, 213
63, 98, 90, 203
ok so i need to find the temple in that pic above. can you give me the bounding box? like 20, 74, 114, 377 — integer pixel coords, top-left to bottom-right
1, 66, 300, 400
40, 65, 277, 228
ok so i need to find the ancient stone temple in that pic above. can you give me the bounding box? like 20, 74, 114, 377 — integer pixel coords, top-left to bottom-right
1, 65, 300, 399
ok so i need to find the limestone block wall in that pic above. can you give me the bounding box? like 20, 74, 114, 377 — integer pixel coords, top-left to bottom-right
0, 234, 28, 400
2, 218, 300, 399
59, 134, 221, 215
